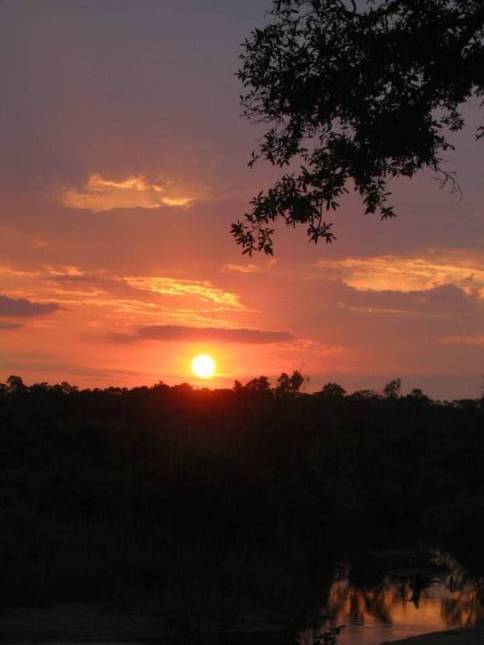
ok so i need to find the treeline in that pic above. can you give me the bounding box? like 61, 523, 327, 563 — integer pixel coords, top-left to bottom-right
1, 373, 483, 619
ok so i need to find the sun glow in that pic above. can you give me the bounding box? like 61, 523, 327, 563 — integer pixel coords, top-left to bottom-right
191, 354, 216, 379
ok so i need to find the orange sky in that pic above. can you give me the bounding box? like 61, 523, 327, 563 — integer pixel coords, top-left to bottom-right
1, 0, 483, 398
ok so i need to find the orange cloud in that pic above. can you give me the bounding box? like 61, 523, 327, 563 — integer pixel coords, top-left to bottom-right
224, 259, 276, 274
0, 265, 40, 279
61, 174, 197, 211
124, 276, 243, 308
45, 265, 87, 278
316, 250, 484, 297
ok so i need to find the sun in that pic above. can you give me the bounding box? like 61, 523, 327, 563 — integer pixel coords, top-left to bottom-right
191, 354, 216, 379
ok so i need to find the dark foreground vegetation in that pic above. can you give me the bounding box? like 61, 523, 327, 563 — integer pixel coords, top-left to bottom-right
1, 374, 484, 625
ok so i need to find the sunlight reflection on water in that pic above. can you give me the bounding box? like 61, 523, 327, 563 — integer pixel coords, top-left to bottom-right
27, 556, 484, 645
300, 554, 484, 645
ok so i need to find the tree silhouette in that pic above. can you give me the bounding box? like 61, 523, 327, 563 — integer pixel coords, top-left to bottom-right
6, 375, 26, 393
383, 378, 402, 399
243, 375, 272, 392
1, 373, 484, 616
320, 382, 347, 398
232, 0, 484, 254
275, 370, 306, 396
407, 387, 431, 403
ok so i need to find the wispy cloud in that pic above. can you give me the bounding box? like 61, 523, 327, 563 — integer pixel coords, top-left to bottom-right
339, 284, 481, 317
0, 263, 247, 324
112, 324, 296, 344
316, 250, 484, 297
0, 266, 40, 279
61, 174, 199, 212
0, 321, 22, 330
442, 335, 484, 347
224, 259, 275, 274
225, 263, 262, 274
0, 295, 62, 317
45, 265, 87, 278
124, 276, 243, 308
0, 351, 150, 381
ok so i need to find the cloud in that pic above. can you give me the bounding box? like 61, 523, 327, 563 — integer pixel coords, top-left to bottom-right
61, 174, 198, 212
442, 335, 484, 347
0, 295, 62, 317
316, 250, 484, 297
0, 351, 149, 381
113, 324, 296, 344
224, 259, 276, 274
0, 266, 40, 279
5, 265, 245, 320
339, 283, 482, 317
45, 265, 87, 278
0, 321, 22, 330
31, 238, 49, 249
124, 276, 242, 308
225, 263, 262, 274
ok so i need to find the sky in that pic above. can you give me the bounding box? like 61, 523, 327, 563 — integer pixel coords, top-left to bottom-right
1, 0, 483, 398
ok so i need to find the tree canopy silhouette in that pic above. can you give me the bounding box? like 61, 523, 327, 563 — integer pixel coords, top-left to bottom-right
1, 373, 484, 615
232, 0, 484, 254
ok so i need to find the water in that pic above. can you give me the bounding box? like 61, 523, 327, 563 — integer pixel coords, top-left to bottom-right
8, 553, 484, 645
299, 553, 484, 645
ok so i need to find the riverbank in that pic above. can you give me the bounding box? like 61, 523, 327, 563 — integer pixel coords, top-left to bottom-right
0, 603, 293, 643
382, 626, 484, 644
0, 603, 162, 642
3, 604, 484, 645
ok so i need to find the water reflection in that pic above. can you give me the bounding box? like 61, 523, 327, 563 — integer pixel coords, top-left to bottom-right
299, 553, 484, 645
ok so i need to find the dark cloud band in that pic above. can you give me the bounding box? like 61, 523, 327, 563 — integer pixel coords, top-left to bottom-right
0, 321, 23, 330
113, 324, 296, 344
0, 295, 62, 317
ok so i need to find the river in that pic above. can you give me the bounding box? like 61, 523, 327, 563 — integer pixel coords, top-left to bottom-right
299, 552, 484, 644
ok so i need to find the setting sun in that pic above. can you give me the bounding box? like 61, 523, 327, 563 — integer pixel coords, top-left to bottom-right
191, 354, 216, 379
